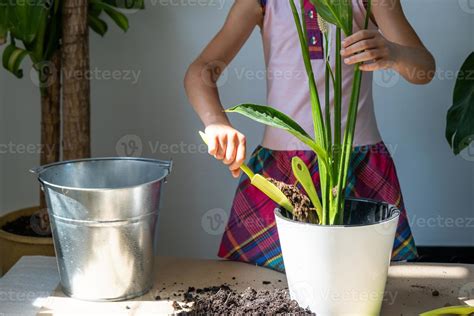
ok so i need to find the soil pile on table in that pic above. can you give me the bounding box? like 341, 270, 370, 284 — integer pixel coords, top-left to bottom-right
175, 285, 313, 315
268, 178, 318, 224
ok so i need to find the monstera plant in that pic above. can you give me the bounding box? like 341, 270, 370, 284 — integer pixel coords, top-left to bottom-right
0, 0, 143, 231
446, 52, 474, 155
226, 0, 372, 225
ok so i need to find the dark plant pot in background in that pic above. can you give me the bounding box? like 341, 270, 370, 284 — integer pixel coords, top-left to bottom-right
275, 198, 400, 315
0, 206, 55, 276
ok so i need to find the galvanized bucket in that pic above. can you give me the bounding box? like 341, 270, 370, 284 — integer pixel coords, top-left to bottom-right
31, 157, 172, 301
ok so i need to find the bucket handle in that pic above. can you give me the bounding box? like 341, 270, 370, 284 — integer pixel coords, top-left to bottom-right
30, 166, 44, 175
30, 158, 173, 176
29, 158, 173, 175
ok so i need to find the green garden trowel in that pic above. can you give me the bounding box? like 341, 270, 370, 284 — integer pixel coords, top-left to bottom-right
199, 131, 294, 213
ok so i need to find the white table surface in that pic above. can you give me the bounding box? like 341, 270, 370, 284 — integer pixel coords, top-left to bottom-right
0, 256, 473, 316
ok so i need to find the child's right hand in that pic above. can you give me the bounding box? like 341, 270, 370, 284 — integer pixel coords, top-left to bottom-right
205, 124, 247, 178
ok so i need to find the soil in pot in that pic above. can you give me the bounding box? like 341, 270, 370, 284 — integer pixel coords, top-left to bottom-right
170, 285, 313, 315
1, 214, 52, 238
268, 178, 318, 223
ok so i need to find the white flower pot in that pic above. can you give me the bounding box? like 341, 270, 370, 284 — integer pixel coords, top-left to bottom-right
275, 198, 400, 316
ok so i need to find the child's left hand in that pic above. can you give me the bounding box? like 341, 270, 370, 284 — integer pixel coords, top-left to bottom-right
340, 30, 399, 71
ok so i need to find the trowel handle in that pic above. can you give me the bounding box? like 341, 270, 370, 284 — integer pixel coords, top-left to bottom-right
198, 131, 255, 179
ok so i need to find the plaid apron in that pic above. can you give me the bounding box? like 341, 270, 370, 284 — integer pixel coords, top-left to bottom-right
218, 143, 418, 272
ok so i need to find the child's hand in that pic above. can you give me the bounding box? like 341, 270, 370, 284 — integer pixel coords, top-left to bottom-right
340, 30, 399, 71
205, 124, 247, 178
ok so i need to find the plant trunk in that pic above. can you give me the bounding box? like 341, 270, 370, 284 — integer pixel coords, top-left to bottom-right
61, 0, 91, 160
38, 50, 61, 233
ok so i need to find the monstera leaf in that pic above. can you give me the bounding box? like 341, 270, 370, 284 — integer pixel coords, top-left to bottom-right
310, 0, 353, 36
446, 52, 474, 155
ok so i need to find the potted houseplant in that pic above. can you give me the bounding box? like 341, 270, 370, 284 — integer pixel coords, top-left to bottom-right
0, 0, 144, 276
202, 0, 400, 314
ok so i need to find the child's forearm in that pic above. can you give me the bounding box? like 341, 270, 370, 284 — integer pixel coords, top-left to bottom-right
184, 61, 231, 128
392, 43, 436, 84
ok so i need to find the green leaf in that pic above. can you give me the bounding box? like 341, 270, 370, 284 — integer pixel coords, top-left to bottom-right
446, 52, 474, 155
103, 5, 129, 32
226, 104, 330, 170
88, 14, 108, 36
90, 0, 129, 32
7, 0, 49, 45
0, 0, 9, 45
2, 43, 29, 78
292, 156, 322, 221
103, 0, 144, 10
310, 0, 353, 36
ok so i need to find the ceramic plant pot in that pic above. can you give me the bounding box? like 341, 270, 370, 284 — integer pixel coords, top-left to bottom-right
275, 197, 400, 315
0, 206, 55, 276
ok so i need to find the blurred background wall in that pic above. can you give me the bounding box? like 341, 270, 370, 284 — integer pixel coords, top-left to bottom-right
0, 0, 473, 258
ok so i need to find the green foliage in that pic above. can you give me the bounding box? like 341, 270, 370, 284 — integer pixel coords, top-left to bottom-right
6, 0, 48, 46
89, 0, 130, 32
310, 0, 353, 36
292, 156, 322, 221
0, 0, 9, 44
446, 52, 474, 155
0, 0, 144, 79
226, 104, 330, 170
2, 42, 28, 78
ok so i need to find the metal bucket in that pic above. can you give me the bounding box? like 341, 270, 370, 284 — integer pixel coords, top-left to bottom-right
31, 157, 172, 301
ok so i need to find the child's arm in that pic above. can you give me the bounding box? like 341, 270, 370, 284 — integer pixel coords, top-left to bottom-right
184, 0, 263, 178
341, 0, 436, 84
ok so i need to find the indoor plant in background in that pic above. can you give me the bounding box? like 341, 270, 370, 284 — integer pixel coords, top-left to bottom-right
417, 51, 474, 315
203, 0, 400, 314
445, 52, 473, 157
0, 0, 144, 275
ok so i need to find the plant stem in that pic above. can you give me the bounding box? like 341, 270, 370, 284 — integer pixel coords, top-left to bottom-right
290, 0, 326, 151
333, 0, 372, 224
334, 27, 342, 163
324, 35, 332, 151
333, 66, 362, 224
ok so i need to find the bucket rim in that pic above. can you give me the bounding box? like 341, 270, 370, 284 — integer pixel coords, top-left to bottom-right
274, 197, 400, 228
30, 157, 172, 192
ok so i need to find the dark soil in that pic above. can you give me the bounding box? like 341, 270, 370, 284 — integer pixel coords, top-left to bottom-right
268, 178, 319, 224
410, 285, 441, 297
171, 285, 313, 315
1, 215, 52, 237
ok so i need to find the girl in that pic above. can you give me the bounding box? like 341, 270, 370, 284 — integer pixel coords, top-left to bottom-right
185, 0, 435, 272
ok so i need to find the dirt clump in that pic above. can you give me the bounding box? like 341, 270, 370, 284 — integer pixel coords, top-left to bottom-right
268, 178, 318, 223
